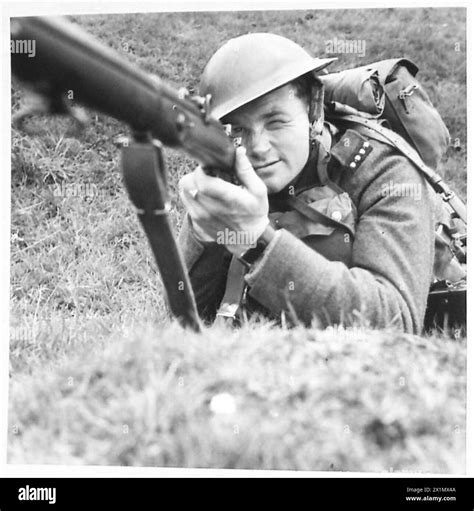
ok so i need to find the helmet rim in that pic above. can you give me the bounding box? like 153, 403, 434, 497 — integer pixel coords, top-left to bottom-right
199, 33, 336, 120
212, 58, 336, 120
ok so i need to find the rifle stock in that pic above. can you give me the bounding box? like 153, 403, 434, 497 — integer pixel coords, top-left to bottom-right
11, 15, 236, 331
10, 15, 236, 175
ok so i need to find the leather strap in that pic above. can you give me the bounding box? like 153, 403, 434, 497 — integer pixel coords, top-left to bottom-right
330, 113, 467, 224
216, 256, 248, 322
122, 141, 202, 332
288, 195, 355, 237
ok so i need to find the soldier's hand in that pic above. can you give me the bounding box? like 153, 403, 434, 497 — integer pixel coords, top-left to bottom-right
179, 147, 269, 255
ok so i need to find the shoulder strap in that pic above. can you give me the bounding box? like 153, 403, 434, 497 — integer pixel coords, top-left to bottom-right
287, 192, 356, 237
332, 113, 467, 225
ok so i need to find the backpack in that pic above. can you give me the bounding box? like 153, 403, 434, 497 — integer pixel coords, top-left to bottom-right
319, 58, 466, 332
320, 58, 450, 169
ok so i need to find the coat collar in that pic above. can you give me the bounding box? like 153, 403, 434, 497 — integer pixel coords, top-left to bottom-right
268, 123, 336, 212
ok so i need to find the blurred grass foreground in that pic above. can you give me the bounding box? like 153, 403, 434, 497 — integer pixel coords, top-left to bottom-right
9, 8, 466, 471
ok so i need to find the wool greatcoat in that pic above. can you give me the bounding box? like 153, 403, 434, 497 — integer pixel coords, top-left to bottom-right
178, 123, 444, 334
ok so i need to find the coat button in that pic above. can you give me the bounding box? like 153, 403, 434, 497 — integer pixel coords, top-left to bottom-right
349, 162, 356, 169
355, 155, 361, 161
359, 148, 366, 155
331, 210, 342, 222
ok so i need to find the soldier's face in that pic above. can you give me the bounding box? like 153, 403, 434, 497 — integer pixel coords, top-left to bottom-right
223, 84, 310, 194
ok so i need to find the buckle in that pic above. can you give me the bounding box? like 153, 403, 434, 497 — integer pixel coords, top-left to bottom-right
216, 302, 239, 320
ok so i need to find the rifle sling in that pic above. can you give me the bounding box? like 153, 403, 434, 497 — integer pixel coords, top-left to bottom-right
121, 142, 202, 332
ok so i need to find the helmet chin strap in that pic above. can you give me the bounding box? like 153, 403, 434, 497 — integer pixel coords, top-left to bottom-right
310, 117, 324, 143
308, 75, 326, 148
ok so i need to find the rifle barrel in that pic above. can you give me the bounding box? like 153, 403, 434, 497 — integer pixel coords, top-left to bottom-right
11, 16, 235, 173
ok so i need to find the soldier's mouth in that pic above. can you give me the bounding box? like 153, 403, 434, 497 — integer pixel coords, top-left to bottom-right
254, 160, 280, 171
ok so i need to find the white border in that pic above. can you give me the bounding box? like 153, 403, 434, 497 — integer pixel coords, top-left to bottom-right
1, 0, 471, 479
465, 0, 472, 480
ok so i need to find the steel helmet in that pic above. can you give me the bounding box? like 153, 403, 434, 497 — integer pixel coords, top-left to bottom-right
199, 33, 336, 120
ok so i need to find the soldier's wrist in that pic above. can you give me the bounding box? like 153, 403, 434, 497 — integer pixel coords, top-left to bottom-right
238, 224, 276, 269
188, 216, 216, 246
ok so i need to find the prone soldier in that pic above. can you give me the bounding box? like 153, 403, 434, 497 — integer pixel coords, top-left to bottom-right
178, 33, 458, 334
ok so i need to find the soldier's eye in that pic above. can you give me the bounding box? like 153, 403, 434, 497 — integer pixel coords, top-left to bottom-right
231, 126, 244, 135
267, 119, 287, 128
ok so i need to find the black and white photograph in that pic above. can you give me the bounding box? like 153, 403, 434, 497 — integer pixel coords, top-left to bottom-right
5, 2, 469, 478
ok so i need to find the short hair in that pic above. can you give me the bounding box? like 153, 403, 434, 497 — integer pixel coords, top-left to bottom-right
289, 73, 314, 108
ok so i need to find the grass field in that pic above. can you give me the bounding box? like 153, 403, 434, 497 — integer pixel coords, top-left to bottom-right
9, 7, 467, 472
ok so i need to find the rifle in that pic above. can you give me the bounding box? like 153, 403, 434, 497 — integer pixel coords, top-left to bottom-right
11, 15, 237, 332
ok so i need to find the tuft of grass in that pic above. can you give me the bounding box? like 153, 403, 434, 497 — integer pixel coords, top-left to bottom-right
8, 320, 465, 472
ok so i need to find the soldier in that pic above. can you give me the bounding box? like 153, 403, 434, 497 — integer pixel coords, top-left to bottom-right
178, 33, 443, 334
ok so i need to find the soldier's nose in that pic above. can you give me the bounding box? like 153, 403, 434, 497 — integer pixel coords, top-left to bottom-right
247, 130, 272, 159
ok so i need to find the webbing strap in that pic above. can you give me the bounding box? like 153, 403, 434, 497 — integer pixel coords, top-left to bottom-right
216, 256, 248, 322
287, 196, 355, 237
332, 114, 467, 224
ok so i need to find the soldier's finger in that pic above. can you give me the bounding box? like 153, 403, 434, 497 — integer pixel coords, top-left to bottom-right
233, 146, 266, 194
194, 165, 241, 202
179, 172, 200, 200
180, 187, 210, 220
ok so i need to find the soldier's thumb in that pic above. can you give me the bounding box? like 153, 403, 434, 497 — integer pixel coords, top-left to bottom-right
234, 146, 265, 193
